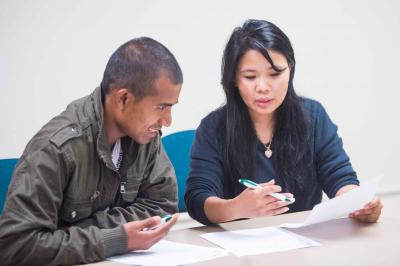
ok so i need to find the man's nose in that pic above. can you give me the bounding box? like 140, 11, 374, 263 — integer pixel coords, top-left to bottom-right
160, 108, 172, 127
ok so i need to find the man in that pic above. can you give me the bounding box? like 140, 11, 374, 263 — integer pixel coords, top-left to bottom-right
0, 37, 182, 265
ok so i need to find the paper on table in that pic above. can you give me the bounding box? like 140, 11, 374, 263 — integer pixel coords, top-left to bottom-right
280, 175, 382, 228
108, 240, 228, 266
201, 227, 320, 257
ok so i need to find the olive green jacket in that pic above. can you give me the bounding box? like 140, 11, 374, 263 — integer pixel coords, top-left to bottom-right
0, 87, 178, 265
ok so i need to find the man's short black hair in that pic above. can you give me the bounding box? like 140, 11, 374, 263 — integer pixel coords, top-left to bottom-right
101, 37, 183, 101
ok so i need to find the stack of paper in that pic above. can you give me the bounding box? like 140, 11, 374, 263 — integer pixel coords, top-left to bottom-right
201, 227, 320, 256
280, 176, 381, 228
108, 240, 229, 266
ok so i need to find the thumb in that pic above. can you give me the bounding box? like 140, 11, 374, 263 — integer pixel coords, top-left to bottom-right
259, 179, 275, 187
139, 216, 161, 229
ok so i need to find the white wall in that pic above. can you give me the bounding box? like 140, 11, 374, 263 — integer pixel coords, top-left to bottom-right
1, 0, 399, 193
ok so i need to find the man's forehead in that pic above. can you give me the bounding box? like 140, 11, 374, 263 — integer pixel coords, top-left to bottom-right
153, 77, 181, 96
141, 83, 181, 105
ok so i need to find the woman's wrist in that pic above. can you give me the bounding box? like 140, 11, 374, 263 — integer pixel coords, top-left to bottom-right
226, 196, 243, 221
204, 197, 240, 223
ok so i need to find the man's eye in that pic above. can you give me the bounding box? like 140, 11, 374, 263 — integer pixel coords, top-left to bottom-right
157, 105, 167, 110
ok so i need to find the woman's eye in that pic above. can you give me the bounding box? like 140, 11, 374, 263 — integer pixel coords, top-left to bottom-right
244, 76, 256, 80
270, 72, 281, 77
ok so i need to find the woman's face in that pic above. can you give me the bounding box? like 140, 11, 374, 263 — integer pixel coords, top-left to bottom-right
236, 49, 290, 120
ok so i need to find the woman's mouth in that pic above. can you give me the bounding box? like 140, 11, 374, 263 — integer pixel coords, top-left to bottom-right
255, 98, 273, 108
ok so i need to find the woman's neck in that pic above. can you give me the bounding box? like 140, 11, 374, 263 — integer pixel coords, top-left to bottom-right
250, 112, 275, 144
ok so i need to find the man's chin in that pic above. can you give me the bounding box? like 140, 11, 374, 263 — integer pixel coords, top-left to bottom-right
133, 132, 157, 144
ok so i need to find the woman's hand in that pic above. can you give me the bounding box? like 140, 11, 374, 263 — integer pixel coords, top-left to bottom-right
336, 185, 383, 223
231, 179, 292, 219
349, 196, 383, 223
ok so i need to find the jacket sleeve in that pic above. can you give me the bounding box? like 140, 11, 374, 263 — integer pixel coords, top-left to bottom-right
129, 142, 179, 216
314, 102, 360, 198
89, 138, 179, 228
184, 116, 225, 225
0, 143, 128, 266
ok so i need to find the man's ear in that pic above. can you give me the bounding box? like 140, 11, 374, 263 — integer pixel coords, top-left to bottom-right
115, 88, 134, 108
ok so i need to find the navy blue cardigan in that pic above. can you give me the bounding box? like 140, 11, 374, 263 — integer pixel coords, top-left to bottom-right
185, 98, 359, 225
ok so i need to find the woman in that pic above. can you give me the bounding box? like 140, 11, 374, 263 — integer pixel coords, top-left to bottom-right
184, 19, 382, 225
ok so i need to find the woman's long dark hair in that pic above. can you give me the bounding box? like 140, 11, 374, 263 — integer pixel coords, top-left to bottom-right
219, 19, 310, 194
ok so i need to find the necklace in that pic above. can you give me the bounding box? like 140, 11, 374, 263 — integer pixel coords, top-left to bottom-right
263, 138, 273, 158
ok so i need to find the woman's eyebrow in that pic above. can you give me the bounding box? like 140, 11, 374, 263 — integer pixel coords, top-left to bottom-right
269, 65, 288, 71
238, 69, 257, 73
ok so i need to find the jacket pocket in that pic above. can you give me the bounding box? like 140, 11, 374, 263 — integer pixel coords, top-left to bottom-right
60, 197, 93, 224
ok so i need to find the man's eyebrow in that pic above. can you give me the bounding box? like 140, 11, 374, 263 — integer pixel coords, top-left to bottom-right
157, 101, 178, 106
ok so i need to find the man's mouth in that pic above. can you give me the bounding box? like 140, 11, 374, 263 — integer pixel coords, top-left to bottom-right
148, 126, 161, 133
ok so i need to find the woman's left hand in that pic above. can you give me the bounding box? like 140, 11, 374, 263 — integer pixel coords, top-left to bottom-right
349, 196, 383, 223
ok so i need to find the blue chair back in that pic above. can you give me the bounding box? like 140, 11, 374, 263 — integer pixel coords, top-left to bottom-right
162, 130, 195, 212
0, 158, 18, 213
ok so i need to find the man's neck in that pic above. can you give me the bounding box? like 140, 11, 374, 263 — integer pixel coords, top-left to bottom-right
103, 97, 123, 149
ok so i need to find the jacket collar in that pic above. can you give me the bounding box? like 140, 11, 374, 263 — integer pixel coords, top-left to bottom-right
90, 87, 138, 171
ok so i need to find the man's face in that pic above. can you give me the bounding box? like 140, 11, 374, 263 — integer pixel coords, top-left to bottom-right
117, 75, 181, 144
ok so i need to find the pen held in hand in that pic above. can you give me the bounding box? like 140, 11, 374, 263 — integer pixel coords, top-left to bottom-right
238, 178, 295, 204
143, 214, 173, 231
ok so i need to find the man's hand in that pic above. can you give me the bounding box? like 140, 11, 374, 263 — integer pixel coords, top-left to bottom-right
123, 213, 179, 251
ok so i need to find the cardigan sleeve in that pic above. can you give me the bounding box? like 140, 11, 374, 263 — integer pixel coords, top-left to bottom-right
184, 113, 225, 225
313, 102, 359, 198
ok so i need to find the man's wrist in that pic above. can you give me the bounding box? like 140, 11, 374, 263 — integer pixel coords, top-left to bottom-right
102, 225, 128, 258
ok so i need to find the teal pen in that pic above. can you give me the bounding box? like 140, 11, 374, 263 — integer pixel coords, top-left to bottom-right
143, 214, 173, 231
238, 178, 295, 203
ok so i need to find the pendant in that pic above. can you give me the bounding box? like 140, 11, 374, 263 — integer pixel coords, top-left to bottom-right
265, 149, 272, 158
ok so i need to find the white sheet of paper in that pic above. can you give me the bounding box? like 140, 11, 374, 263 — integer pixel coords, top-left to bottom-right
201, 227, 320, 257
280, 176, 382, 229
108, 240, 229, 266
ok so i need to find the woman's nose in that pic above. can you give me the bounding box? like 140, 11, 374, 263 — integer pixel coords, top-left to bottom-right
256, 76, 271, 93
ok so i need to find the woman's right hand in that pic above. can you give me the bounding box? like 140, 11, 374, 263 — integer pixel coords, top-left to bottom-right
231, 179, 292, 219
